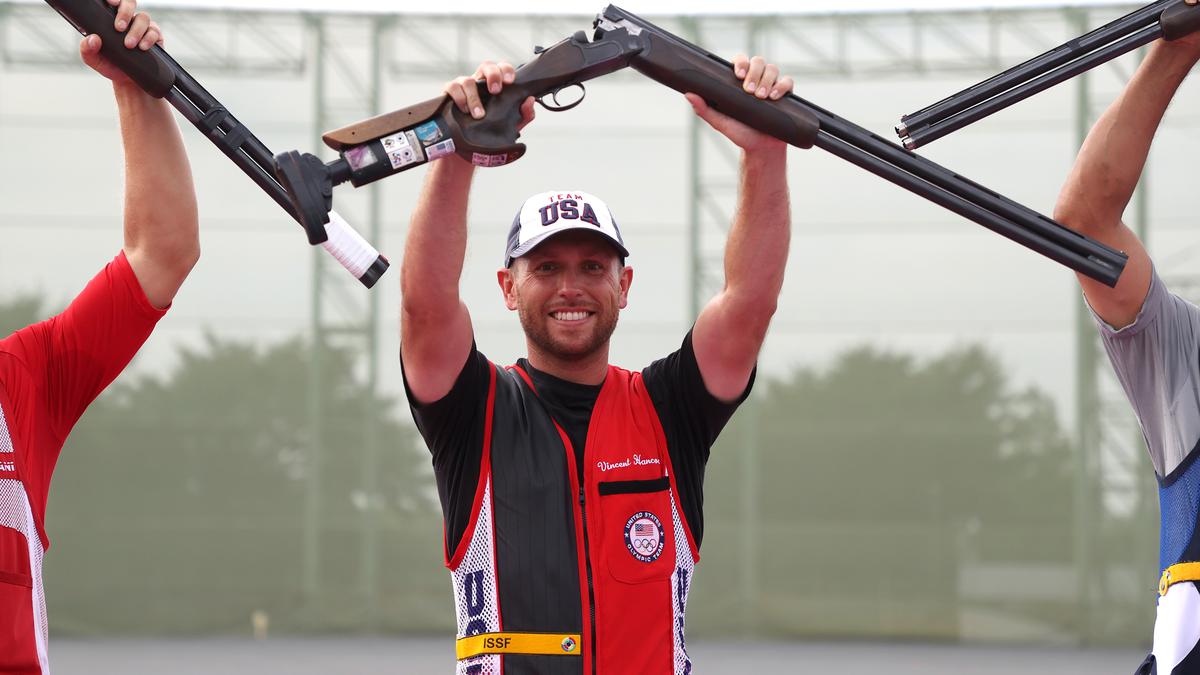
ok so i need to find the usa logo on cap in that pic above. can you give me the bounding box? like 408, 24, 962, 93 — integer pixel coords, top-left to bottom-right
504, 190, 630, 267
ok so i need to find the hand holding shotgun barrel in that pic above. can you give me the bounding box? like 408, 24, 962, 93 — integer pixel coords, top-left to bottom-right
78, 0, 161, 78
1049, 3, 1200, 673
1173, 0, 1200, 48
47, 0, 392, 288
591, 5, 1128, 286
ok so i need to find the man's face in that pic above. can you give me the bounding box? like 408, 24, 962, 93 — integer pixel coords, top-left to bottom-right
498, 230, 633, 363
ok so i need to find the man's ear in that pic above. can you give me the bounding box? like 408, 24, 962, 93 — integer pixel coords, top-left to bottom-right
497, 267, 519, 311
618, 265, 633, 310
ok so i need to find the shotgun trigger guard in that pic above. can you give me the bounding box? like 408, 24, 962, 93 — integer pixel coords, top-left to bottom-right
536, 83, 586, 112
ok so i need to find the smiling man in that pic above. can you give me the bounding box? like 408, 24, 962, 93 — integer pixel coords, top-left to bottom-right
400, 55, 798, 674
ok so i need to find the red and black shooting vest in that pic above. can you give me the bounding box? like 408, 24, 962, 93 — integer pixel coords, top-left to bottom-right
449, 363, 699, 674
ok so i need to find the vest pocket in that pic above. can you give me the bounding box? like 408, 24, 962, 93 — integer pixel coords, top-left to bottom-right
0, 555, 36, 673
596, 477, 675, 585
0, 526, 32, 588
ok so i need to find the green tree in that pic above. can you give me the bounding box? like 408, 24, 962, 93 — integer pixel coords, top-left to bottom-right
44, 333, 444, 635
0, 294, 48, 338
696, 345, 1077, 639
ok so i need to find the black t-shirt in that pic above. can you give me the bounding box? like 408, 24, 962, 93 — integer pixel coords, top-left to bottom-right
515, 360, 602, 480
403, 330, 752, 557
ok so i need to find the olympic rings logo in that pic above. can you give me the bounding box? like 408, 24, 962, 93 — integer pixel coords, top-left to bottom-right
624, 511, 665, 563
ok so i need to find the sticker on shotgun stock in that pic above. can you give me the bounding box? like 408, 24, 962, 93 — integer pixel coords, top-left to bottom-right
414, 120, 443, 145
344, 145, 378, 171
426, 139, 456, 160
382, 131, 424, 169
405, 131, 426, 162
381, 132, 415, 169
472, 152, 511, 168
380, 132, 407, 153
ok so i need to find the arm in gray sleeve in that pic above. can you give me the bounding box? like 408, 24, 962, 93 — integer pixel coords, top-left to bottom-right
1094, 270, 1200, 478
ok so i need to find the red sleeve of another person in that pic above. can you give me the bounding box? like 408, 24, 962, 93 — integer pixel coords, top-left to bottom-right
0, 252, 167, 526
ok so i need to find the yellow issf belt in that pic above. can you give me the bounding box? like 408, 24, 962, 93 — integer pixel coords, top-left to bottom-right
456, 632, 582, 660
1159, 562, 1200, 596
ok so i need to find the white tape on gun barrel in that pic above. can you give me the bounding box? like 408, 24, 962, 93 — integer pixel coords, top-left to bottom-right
321, 211, 389, 288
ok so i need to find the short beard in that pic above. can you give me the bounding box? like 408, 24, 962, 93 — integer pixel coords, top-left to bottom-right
518, 302, 620, 363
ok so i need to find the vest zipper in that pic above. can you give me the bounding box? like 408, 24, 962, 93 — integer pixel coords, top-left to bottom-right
579, 485, 597, 675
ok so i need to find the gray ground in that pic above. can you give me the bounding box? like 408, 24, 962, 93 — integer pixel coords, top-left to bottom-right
48, 637, 1144, 674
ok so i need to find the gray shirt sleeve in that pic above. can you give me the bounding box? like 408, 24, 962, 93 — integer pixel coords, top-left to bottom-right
1092, 271, 1200, 478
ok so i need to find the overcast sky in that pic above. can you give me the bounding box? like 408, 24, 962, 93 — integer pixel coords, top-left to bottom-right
11, 0, 1143, 14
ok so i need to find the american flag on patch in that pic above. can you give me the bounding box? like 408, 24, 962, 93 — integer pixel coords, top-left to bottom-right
635, 523, 655, 536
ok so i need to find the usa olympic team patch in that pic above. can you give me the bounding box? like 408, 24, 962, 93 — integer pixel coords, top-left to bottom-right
624, 511, 665, 563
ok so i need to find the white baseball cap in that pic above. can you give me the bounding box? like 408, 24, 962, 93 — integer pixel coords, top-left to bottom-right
504, 190, 629, 267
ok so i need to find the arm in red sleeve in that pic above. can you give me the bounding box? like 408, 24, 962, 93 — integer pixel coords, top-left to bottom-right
26, 251, 166, 436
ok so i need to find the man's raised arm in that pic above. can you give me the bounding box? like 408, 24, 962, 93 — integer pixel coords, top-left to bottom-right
80, 1, 199, 310
400, 61, 533, 404
400, 156, 478, 404
1054, 17, 1200, 328
690, 55, 796, 402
